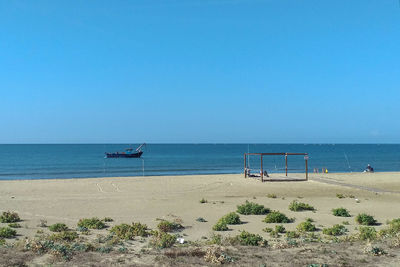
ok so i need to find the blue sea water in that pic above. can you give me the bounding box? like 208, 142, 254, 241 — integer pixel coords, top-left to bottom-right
0, 144, 399, 180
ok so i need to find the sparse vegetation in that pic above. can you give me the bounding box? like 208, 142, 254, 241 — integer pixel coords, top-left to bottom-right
110, 222, 149, 239
212, 220, 228, 231
235, 231, 265, 246
0, 211, 20, 223
8, 223, 21, 228
157, 220, 183, 233
150, 231, 176, 248
237, 200, 270, 215
289, 200, 315, 211
342, 221, 350, 225
359, 226, 377, 240
263, 211, 293, 223
297, 221, 317, 232
220, 212, 241, 225
379, 218, 400, 238
77, 218, 106, 229
267, 193, 277, 198
49, 223, 69, 232
323, 224, 347, 236
286, 231, 300, 238
49, 231, 79, 242
199, 198, 208, 203
332, 207, 351, 217
355, 213, 377, 226
0, 227, 17, 238
275, 225, 286, 233
103, 217, 113, 222
336, 193, 345, 199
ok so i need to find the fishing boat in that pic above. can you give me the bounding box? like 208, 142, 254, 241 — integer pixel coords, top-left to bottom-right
105, 143, 145, 158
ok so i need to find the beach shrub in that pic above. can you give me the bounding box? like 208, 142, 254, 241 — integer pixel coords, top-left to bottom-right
196, 217, 207, 222
199, 198, 208, 204
237, 200, 270, 215
8, 223, 21, 228
157, 220, 183, 233
49, 223, 69, 232
289, 200, 315, 212
213, 220, 228, 231
336, 193, 345, 199
356, 213, 377, 226
359, 226, 377, 241
267, 193, 277, 199
77, 218, 106, 229
110, 222, 149, 239
49, 231, 79, 242
0, 211, 20, 223
297, 221, 317, 232
332, 208, 351, 217
286, 231, 300, 238
150, 231, 176, 248
342, 221, 350, 225
263, 227, 273, 233
236, 231, 265, 246
263, 211, 293, 223
323, 224, 347, 236
103, 217, 113, 222
0, 227, 17, 238
275, 225, 286, 233
220, 212, 241, 225
378, 218, 400, 237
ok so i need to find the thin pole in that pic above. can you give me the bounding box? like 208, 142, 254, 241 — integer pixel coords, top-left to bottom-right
285, 154, 288, 176
305, 158, 308, 181
260, 155, 263, 182
244, 153, 247, 178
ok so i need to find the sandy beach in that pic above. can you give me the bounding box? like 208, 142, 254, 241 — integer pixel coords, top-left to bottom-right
1, 172, 400, 241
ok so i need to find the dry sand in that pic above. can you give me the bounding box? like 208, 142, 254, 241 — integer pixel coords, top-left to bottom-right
1, 172, 399, 241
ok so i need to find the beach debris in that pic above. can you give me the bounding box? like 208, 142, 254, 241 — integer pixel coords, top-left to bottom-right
176, 237, 185, 244
196, 217, 207, 222
355, 198, 360, 203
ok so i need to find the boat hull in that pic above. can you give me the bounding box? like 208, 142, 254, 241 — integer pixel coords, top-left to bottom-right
105, 151, 143, 158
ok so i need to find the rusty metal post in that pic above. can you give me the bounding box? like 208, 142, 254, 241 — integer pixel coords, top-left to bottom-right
285, 154, 288, 176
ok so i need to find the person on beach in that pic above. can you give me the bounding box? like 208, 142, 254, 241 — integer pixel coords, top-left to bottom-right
365, 164, 374, 172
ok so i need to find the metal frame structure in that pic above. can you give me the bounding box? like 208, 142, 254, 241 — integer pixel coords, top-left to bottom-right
244, 152, 309, 182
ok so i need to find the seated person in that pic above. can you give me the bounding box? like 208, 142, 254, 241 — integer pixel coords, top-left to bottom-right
365, 164, 374, 172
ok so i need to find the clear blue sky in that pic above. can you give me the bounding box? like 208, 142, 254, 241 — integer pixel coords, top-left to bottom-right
1, 0, 399, 144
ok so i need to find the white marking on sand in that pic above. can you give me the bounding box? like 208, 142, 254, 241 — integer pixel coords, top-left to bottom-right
96, 183, 105, 193
111, 183, 122, 192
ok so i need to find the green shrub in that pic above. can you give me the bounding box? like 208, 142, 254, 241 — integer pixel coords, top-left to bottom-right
8, 223, 21, 228
49, 223, 69, 232
212, 220, 228, 231
103, 217, 113, 222
150, 231, 176, 248
286, 231, 300, 238
157, 220, 183, 233
275, 225, 286, 233
110, 222, 149, 239
323, 224, 347, 236
336, 193, 345, 199
332, 208, 351, 217
199, 198, 208, 203
262, 227, 273, 233
359, 226, 377, 240
342, 221, 350, 225
0, 227, 17, 238
77, 218, 106, 229
49, 231, 79, 242
355, 213, 377, 226
289, 200, 315, 211
237, 200, 270, 215
236, 231, 265, 246
378, 218, 400, 237
263, 211, 293, 223
267, 193, 277, 198
220, 212, 241, 225
297, 221, 317, 232
0, 211, 20, 223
